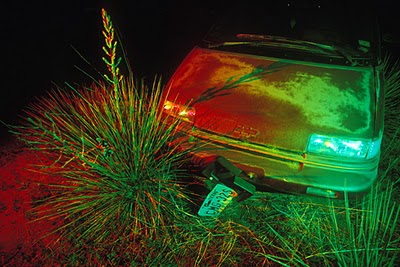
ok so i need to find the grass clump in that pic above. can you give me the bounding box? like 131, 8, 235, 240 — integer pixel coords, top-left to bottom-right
383, 53, 400, 140
9, 8, 195, 263
326, 181, 400, 267
244, 181, 399, 267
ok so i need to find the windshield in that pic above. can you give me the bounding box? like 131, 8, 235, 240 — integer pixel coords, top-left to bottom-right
203, 1, 380, 66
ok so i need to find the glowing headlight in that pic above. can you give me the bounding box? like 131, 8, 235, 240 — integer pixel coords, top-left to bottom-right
163, 100, 196, 123
307, 134, 381, 159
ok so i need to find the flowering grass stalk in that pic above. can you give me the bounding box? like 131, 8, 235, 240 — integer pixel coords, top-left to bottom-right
9, 9, 193, 248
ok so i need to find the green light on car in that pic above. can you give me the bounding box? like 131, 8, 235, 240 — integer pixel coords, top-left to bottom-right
307, 134, 380, 159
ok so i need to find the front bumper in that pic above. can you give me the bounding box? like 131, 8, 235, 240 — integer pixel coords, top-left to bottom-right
185, 129, 379, 199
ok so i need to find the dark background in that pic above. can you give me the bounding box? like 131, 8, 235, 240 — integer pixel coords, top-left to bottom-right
1, 0, 399, 142
1, 0, 223, 141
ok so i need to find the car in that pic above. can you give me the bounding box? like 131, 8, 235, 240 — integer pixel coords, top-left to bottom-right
163, 1, 384, 204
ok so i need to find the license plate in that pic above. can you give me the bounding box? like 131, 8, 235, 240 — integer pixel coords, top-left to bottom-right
198, 183, 237, 217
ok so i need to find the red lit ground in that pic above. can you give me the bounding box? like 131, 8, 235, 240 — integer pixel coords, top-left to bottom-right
0, 136, 65, 266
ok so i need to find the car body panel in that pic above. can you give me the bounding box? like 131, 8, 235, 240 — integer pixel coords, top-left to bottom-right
183, 128, 378, 194
169, 48, 375, 150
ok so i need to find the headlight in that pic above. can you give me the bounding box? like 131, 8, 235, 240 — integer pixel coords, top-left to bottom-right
163, 100, 196, 123
307, 134, 381, 159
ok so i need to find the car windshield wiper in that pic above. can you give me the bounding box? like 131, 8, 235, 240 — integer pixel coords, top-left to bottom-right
238, 34, 364, 66
207, 40, 335, 56
236, 33, 336, 52
207, 33, 358, 66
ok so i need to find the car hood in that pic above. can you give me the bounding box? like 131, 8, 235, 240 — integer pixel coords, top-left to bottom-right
167, 47, 376, 152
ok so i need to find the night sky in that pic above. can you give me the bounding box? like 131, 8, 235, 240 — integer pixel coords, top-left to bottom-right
2, 0, 399, 143
1, 1, 220, 140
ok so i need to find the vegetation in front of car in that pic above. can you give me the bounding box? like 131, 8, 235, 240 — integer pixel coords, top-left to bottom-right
7, 8, 199, 264
382, 54, 400, 140
326, 181, 399, 267
188, 61, 290, 106
5, 8, 399, 267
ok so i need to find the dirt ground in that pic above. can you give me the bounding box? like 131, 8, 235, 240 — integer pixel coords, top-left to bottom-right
0, 136, 64, 266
